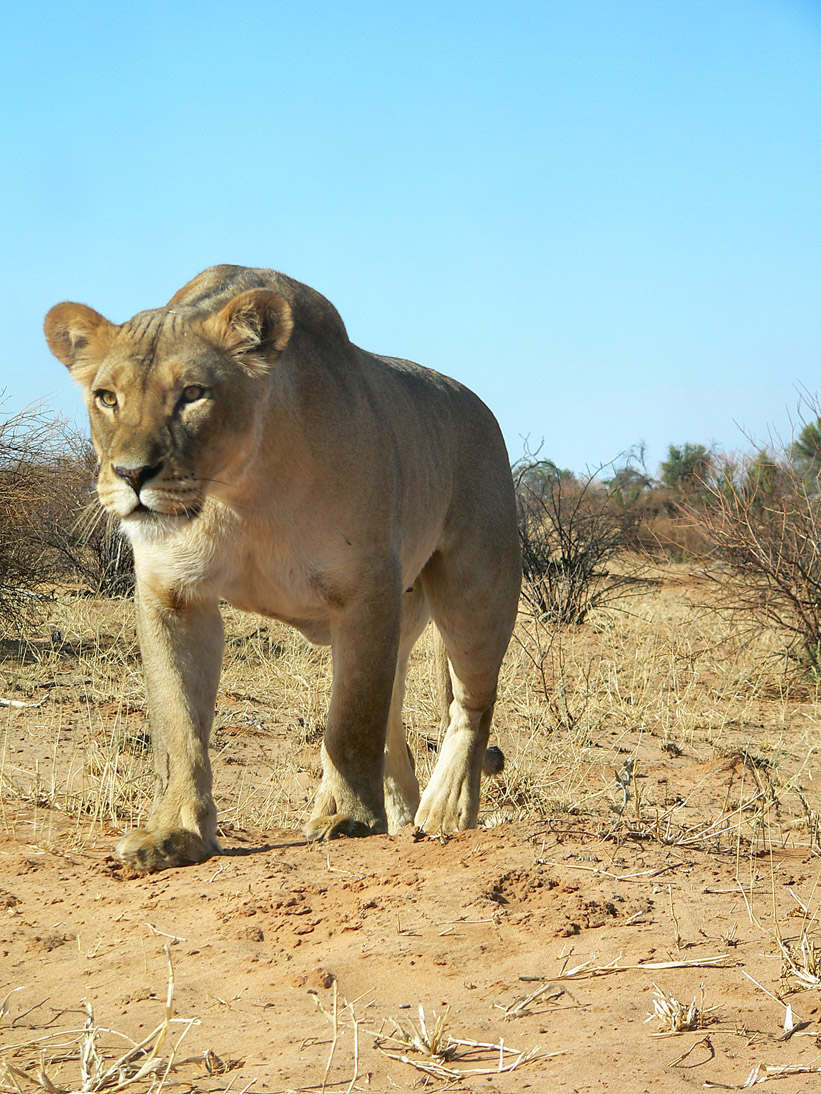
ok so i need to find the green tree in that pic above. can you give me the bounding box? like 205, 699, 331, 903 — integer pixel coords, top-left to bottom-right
792, 419, 821, 481
743, 451, 788, 502
607, 465, 653, 505
660, 443, 713, 494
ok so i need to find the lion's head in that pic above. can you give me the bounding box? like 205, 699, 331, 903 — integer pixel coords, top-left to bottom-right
44, 289, 293, 528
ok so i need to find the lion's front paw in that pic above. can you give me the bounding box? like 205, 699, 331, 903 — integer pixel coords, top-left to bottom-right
116, 828, 220, 873
303, 814, 379, 841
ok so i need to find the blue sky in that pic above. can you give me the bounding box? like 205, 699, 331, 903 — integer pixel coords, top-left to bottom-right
2, 0, 819, 474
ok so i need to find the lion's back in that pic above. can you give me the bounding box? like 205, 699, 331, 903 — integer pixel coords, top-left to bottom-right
167, 265, 352, 358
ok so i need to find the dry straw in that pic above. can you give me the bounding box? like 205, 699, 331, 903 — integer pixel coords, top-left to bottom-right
375, 1003, 551, 1080
0, 947, 229, 1094
644, 984, 710, 1034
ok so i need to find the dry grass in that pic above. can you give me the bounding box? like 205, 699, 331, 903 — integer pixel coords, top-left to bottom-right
0, 947, 234, 1093
373, 1002, 549, 1080
645, 984, 709, 1033
309, 985, 548, 1087
1, 562, 821, 863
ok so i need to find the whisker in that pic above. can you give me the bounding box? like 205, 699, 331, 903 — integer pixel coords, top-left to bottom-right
73, 500, 105, 543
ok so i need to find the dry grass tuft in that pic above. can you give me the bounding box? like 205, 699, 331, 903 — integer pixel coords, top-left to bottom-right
645, 984, 709, 1033
777, 926, 821, 990
0, 947, 231, 1094
310, 989, 548, 1085
375, 1003, 549, 1080
384, 1003, 454, 1061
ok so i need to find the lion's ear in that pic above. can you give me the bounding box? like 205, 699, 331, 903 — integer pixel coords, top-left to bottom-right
203, 290, 293, 370
44, 303, 118, 387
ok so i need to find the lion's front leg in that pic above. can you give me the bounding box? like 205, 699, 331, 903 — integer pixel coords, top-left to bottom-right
304, 581, 400, 841
117, 589, 224, 872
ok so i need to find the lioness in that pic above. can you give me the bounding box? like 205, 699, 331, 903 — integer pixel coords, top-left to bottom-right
45, 266, 521, 872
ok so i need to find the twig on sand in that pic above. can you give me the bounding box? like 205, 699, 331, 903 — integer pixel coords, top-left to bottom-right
523, 953, 736, 984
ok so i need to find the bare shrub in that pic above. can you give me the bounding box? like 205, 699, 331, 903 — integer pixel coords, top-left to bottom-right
0, 402, 63, 628
514, 456, 646, 626
32, 436, 134, 597
687, 428, 821, 667
0, 402, 132, 633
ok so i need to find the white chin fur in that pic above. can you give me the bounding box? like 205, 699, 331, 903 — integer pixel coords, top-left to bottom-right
120, 510, 193, 544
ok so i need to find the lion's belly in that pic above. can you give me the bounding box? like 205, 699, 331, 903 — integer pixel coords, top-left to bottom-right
225, 589, 333, 646
217, 550, 336, 646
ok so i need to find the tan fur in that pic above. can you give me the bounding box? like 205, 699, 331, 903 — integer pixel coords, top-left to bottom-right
45, 265, 521, 872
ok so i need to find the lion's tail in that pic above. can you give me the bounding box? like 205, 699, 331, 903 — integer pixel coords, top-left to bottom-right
432, 628, 504, 777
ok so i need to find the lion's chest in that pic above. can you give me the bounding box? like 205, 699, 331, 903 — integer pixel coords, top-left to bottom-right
131, 513, 336, 644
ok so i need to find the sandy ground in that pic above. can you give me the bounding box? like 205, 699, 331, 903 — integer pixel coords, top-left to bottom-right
3, 807, 821, 1093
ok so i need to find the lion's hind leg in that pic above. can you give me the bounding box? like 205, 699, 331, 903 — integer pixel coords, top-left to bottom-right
431, 628, 506, 781
415, 674, 496, 833
414, 542, 519, 835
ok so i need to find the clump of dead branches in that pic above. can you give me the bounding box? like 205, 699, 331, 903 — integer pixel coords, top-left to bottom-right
0, 401, 132, 633
514, 455, 647, 627
686, 419, 821, 668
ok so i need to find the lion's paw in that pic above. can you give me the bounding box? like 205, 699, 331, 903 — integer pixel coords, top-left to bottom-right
303, 814, 379, 841
413, 801, 470, 836
385, 786, 417, 835
116, 827, 220, 873
414, 773, 477, 835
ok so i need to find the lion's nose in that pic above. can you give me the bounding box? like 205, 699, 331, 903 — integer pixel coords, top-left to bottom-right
113, 462, 164, 495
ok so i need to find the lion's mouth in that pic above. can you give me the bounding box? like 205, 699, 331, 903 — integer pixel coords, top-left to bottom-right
124, 501, 202, 520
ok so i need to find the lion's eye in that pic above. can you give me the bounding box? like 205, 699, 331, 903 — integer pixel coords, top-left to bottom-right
96, 390, 118, 410
181, 385, 206, 404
